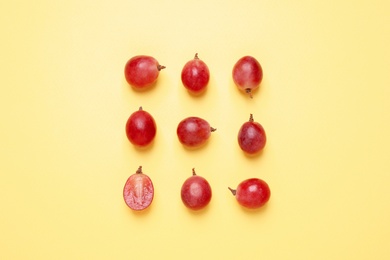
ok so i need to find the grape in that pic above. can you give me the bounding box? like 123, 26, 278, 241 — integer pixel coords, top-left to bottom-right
124, 55, 165, 89
177, 117, 216, 148
232, 56, 263, 98
181, 53, 210, 95
228, 178, 270, 209
123, 166, 154, 211
125, 107, 156, 147
181, 168, 212, 210
238, 114, 266, 154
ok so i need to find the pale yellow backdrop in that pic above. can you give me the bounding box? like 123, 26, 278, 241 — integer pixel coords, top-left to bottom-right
1, 0, 389, 259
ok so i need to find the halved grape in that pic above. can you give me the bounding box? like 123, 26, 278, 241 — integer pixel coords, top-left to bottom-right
123, 166, 154, 211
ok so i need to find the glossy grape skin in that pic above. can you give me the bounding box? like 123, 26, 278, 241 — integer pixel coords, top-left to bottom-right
124, 55, 165, 89
125, 107, 156, 147
228, 178, 270, 209
123, 166, 154, 211
238, 114, 266, 154
181, 168, 212, 210
232, 56, 263, 98
177, 117, 216, 148
181, 53, 210, 95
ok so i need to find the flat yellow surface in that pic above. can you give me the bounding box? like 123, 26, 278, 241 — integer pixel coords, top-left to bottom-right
1, 1, 389, 259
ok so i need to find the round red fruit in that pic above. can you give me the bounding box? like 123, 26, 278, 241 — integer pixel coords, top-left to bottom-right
181, 53, 210, 95
123, 166, 154, 211
238, 114, 266, 154
232, 56, 263, 98
177, 117, 216, 148
181, 168, 212, 210
228, 178, 270, 209
124, 55, 165, 89
126, 107, 156, 147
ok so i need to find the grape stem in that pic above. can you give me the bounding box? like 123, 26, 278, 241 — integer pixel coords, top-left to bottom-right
228, 187, 236, 196
136, 166, 143, 174
249, 114, 254, 122
245, 88, 253, 98
192, 168, 197, 176
210, 127, 217, 132
157, 64, 166, 71
194, 53, 199, 59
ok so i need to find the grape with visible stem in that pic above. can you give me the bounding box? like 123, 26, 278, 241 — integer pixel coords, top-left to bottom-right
228, 178, 270, 209
181, 168, 212, 210
125, 107, 156, 147
232, 56, 263, 98
124, 55, 165, 89
123, 166, 154, 211
238, 114, 266, 155
181, 53, 210, 95
177, 117, 216, 148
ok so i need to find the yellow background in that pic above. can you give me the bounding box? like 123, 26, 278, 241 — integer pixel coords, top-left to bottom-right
1, 0, 389, 259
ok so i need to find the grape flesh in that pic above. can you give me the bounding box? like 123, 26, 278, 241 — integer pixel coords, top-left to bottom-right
125, 107, 156, 147
181, 168, 212, 210
181, 53, 210, 94
228, 178, 270, 209
123, 166, 154, 211
124, 55, 165, 89
177, 117, 216, 148
238, 114, 266, 154
232, 56, 263, 98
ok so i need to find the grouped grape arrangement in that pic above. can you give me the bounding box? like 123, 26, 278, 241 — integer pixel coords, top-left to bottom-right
122, 54, 271, 212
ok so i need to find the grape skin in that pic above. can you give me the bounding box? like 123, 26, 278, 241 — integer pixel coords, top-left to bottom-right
229, 178, 270, 209
124, 55, 165, 89
232, 56, 263, 97
177, 117, 215, 148
181, 169, 212, 210
125, 107, 156, 147
181, 53, 210, 94
238, 114, 266, 154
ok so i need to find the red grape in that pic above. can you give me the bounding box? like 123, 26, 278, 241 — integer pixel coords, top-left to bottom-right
181, 53, 210, 95
238, 114, 266, 155
181, 168, 212, 210
123, 166, 154, 211
124, 55, 165, 89
177, 117, 216, 148
228, 178, 270, 209
125, 107, 156, 147
232, 56, 263, 98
